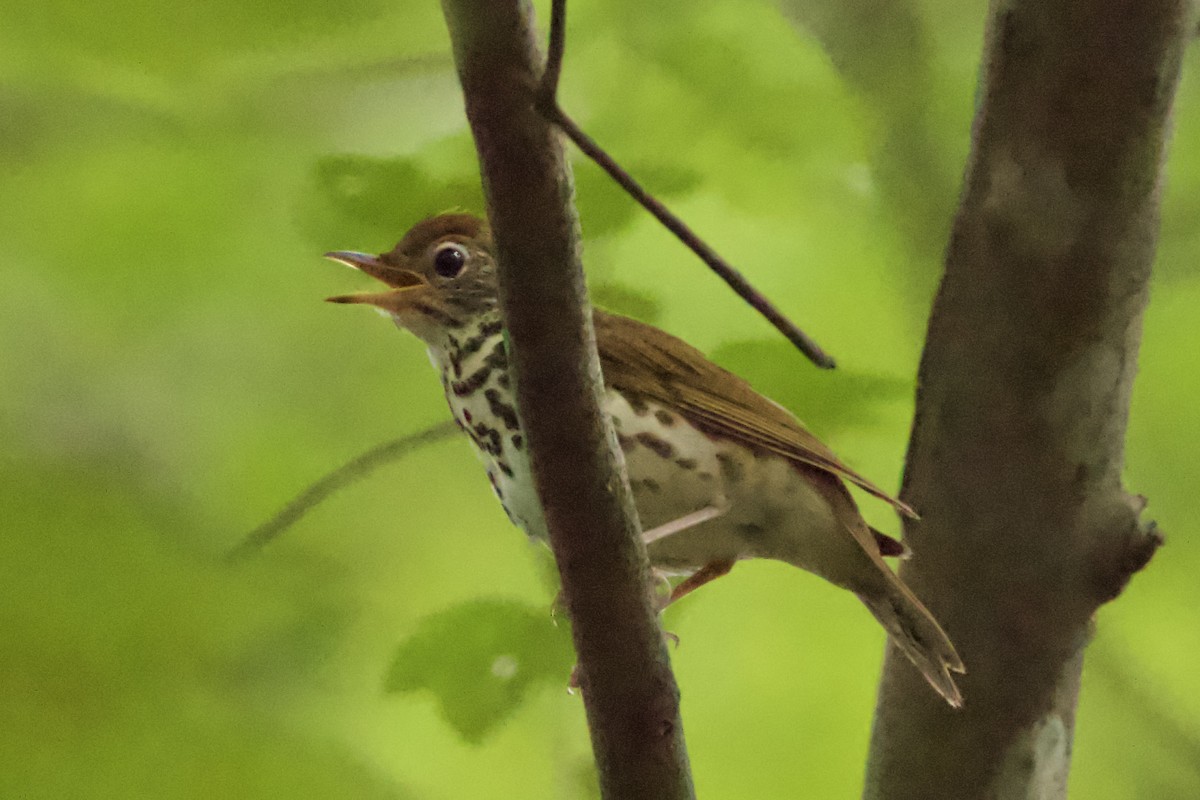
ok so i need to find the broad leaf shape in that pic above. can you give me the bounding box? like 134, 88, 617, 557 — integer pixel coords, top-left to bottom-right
385, 599, 574, 744
590, 282, 664, 324
710, 340, 910, 433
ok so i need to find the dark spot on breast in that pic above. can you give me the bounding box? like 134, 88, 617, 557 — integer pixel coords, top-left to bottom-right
717, 451, 743, 484
654, 409, 675, 426
456, 319, 503, 360
511, 434, 524, 450
488, 341, 508, 369
473, 423, 503, 456
453, 364, 493, 397
413, 301, 463, 329
465, 426, 483, 448
640, 478, 661, 493
487, 470, 504, 499
498, 373, 511, 389
627, 395, 650, 415
675, 457, 697, 470
451, 343, 509, 396
484, 388, 521, 431
617, 433, 636, 452
497, 460, 514, 478
697, 471, 714, 482
636, 432, 675, 459
610, 414, 622, 429
462, 408, 473, 423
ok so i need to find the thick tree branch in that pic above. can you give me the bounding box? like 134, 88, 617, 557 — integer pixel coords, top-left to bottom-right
439, 2, 694, 798
865, 2, 1188, 798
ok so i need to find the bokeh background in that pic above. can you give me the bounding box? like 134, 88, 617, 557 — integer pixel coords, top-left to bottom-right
3, 0, 1198, 797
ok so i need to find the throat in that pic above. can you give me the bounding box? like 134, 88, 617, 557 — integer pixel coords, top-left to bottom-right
430, 315, 504, 382
430, 318, 542, 533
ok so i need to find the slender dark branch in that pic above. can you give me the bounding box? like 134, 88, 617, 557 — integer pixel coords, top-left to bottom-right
540, 0, 567, 105
537, 0, 835, 370
555, 106, 837, 368
225, 422, 458, 562
441, 1, 694, 797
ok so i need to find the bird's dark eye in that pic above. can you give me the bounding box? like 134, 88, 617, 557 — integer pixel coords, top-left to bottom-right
433, 242, 468, 278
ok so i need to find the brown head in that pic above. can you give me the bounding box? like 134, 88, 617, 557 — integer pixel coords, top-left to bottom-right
326, 214, 499, 347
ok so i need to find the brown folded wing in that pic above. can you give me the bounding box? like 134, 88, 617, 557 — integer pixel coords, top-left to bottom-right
594, 309, 916, 519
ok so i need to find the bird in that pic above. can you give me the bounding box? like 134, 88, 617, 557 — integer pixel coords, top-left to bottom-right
326, 212, 965, 706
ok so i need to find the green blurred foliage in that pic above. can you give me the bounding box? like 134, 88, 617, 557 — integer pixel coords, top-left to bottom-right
301, 150, 700, 252
385, 599, 574, 744
2, 0, 1198, 797
711, 340, 910, 433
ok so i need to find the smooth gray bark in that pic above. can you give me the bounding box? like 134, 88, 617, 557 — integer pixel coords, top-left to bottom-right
865, 1, 1187, 798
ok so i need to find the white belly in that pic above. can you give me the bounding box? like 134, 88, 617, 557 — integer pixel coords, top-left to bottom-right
442, 362, 844, 576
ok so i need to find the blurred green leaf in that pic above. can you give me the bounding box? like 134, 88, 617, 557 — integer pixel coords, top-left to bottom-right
573, 758, 602, 800
0, 462, 391, 799
710, 340, 909, 432
574, 159, 702, 238
589, 283, 663, 324
0, 0, 394, 73
778, 0, 959, 283
595, 0, 862, 162
385, 599, 574, 745
305, 147, 700, 251
3, 0, 1198, 795
305, 151, 485, 250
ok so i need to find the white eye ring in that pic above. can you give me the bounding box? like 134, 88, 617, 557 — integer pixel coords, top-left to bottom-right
432, 242, 469, 278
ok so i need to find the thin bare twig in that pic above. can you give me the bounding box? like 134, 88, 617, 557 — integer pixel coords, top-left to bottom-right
225, 421, 459, 562
541, 0, 567, 103
536, 0, 836, 370
553, 105, 837, 368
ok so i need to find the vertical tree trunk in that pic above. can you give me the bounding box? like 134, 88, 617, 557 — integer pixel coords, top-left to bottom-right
865, 1, 1187, 798
440, 2, 695, 798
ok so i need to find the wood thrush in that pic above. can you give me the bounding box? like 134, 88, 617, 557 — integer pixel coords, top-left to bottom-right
327, 213, 965, 706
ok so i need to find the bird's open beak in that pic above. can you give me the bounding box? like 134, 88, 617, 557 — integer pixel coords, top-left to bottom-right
324, 251, 429, 312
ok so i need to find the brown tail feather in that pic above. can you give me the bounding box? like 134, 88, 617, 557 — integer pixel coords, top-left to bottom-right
858, 575, 965, 708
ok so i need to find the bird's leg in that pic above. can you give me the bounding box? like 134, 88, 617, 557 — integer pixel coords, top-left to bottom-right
666, 559, 736, 606
642, 504, 732, 612
641, 504, 726, 545
565, 509, 729, 691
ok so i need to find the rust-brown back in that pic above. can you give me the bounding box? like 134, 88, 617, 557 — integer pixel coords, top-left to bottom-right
593, 309, 916, 519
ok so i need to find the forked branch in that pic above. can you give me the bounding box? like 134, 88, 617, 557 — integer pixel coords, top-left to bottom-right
537, 0, 837, 370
